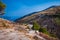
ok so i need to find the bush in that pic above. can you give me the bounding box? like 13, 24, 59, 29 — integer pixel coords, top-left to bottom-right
32, 21, 57, 38
32, 21, 49, 34
39, 28, 49, 35
55, 17, 60, 25
32, 21, 40, 30
49, 33, 57, 38
39, 28, 57, 38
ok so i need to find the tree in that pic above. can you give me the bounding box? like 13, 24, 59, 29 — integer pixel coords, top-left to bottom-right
0, 0, 6, 15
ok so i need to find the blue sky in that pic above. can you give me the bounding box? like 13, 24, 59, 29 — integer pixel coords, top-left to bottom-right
1, 0, 60, 21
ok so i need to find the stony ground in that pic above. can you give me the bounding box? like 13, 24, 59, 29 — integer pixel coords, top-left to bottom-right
0, 29, 35, 40
0, 18, 59, 40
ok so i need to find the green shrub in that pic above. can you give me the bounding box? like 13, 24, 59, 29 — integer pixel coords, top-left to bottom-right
32, 21, 49, 34
49, 33, 57, 38
0, 1, 6, 9
55, 17, 60, 25
39, 27, 57, 38
31, 21, 57, 38
32, 21, 40, 30
0, 1, 6, 15
39, 27, 49, 35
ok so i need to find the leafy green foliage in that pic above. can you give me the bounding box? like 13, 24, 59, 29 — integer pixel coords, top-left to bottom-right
55, 17, 60, 25
0, 1, 6, 15
39, 27, 49, 34
32, 21, 49, 34
0, 1, 6, 9
49, 33, 57, 38
32, 21, 40, 30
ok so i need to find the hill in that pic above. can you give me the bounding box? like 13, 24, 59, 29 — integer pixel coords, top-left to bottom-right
0, 18, 59, 40
15, 6, 60, 23
15, 6, 60, 39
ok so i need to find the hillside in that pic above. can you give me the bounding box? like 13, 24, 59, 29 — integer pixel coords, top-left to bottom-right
15, 6, 60, 23
0, 18, 59, 40
15, 6, 60, 39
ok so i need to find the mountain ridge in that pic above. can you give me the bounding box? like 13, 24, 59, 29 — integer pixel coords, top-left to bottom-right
15, 5, 60, 21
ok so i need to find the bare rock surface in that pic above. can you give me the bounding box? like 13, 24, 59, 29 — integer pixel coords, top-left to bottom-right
0, 29, 35, 40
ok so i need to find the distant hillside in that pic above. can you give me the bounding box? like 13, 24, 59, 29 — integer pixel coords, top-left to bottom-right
15, 6, 60, 39
15, 6, 60, 23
